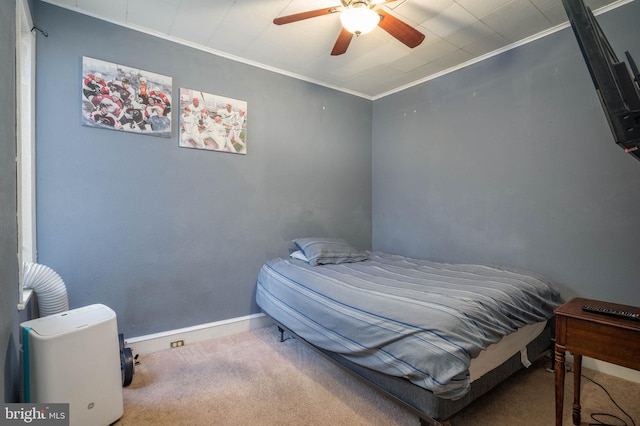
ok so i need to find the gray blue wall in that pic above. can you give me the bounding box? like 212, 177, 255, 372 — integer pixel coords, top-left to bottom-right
28, 0, 640, 345
33, 2, 372, 338
1, 0, 21, 403
372, 1, 640, 306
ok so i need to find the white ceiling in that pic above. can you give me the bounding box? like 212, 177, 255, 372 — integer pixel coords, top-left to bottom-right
41, 0, 626, 99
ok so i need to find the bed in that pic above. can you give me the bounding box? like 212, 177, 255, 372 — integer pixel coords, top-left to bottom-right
256, 238, 562, 425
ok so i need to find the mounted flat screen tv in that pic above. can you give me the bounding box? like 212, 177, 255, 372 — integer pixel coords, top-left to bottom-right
562, 0, 640, 161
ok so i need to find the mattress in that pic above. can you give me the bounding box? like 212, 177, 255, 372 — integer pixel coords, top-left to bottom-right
256, 251, 561, 400
309, 320, 554, 423
468, 320, 546, 382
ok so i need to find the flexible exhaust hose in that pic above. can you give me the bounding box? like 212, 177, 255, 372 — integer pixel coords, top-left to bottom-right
23, 262, 69, 316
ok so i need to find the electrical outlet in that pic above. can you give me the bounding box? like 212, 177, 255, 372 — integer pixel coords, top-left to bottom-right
170, 339, 184, 348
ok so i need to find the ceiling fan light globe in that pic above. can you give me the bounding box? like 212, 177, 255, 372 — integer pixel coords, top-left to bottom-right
340, 7, 380, 36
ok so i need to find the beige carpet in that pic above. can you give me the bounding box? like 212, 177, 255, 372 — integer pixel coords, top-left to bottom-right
116, 326, 640, 425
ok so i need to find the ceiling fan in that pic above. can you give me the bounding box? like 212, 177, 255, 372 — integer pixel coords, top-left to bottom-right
273, 0, 426, 56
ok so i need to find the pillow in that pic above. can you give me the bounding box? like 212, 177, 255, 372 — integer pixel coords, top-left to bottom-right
292, 238, 368, 266
289, 250, 309, 262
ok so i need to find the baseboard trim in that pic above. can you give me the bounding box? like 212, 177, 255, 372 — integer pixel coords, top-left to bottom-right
125, 315, 640, 385
566, 354, 640, 384
124, 313, 274, 355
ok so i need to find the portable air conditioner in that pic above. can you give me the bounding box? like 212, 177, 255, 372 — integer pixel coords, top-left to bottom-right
21, 304, 124, 426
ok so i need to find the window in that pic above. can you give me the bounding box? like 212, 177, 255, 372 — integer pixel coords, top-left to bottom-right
16, 0, 36, 308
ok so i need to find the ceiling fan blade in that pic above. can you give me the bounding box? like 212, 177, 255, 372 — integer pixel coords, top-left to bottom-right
331, 28, 354, 56
377, 10, 425, 48
273, 6, 340, 25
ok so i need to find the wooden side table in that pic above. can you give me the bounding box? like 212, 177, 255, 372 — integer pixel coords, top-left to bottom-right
554, 297, 640, 426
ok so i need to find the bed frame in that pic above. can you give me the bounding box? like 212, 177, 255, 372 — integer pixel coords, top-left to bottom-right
272, 318, 554, 426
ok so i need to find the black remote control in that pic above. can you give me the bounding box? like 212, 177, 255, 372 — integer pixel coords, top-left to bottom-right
582, 305, 640, 321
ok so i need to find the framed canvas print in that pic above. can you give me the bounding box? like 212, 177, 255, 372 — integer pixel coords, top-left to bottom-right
179, 87, 247, 154
82, 56, 172, 137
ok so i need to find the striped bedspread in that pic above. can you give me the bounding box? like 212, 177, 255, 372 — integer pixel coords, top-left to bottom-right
256, 251, 562, 400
